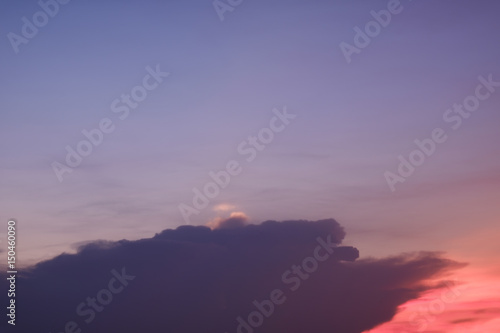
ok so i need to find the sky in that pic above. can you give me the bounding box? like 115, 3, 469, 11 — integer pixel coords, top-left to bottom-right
0, 0, 499, 332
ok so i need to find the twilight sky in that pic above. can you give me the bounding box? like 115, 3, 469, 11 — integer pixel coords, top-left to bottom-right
1, 0, 499, 332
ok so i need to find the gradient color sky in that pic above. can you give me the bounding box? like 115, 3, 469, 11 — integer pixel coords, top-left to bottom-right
1, 0, 499, 332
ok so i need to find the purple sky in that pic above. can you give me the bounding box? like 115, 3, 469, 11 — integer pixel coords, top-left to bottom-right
0, 0, 498, 259
1, 2, 500, 330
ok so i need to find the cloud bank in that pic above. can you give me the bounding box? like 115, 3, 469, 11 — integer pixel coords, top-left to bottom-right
0, 218, 464, 332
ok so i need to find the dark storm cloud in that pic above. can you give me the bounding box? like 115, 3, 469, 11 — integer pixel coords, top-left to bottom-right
0, 219, 464, 333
